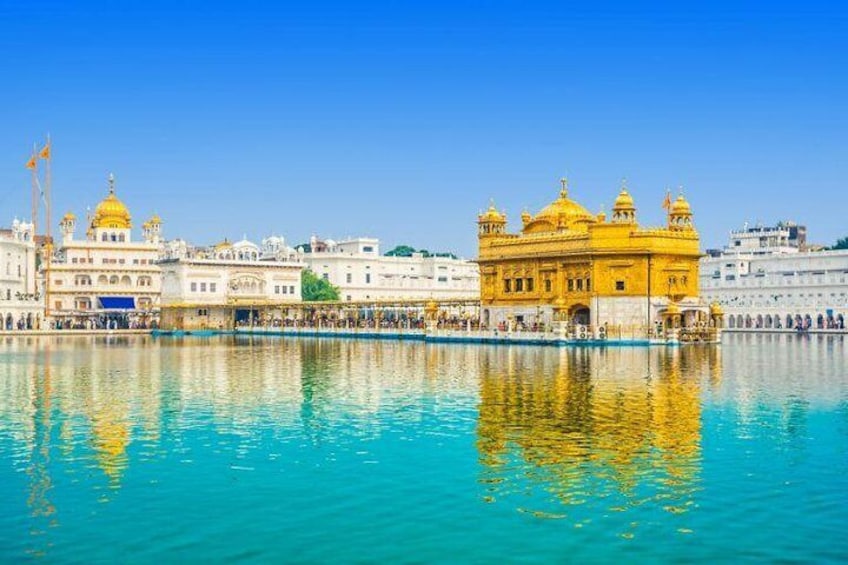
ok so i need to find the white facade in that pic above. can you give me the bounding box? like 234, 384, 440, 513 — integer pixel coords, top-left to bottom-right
48, 178, 163, 328
160, 236, 304, 329
0, 219, 43, 330
701, 223, 847, 330
301, 237, 479, 302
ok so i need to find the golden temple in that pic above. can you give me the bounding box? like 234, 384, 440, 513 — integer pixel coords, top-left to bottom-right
477, 178, 721, 338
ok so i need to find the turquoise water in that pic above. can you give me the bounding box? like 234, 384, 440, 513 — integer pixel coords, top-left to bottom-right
1, 334, 846, 563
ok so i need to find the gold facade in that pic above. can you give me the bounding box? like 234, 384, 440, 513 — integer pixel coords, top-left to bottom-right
477, 179, 707, 330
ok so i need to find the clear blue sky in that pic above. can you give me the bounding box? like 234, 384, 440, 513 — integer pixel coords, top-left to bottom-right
1, 1, 846, 256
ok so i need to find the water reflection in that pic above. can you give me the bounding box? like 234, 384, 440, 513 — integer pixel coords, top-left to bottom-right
0, 334, 846, 559
476, 347, 721, 520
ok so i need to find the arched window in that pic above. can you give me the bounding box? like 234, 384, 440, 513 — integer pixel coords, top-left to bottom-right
118, 233, 126, 242
101, 233, 108, 242
121, 275, 132, 286
109, 275, 119, 285
98, 275, 108, 285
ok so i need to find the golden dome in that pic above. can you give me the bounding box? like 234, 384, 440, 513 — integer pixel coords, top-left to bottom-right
214, 238, 233, 250
613, 188, 635, 210
62, 211, 76, 222
670, 194, 692, 215
709, 302, 724, 315
665, 302, 681, 315
478, 201, 506, 223
525, 178, 595, 233
149, 213, 162, 224
91, 174, 131, 229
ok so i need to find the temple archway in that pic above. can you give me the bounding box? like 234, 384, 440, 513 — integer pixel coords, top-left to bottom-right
569, 305, 590, 326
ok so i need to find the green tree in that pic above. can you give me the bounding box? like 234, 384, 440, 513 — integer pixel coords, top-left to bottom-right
301, 269, 340, 301
384, 244, 416, 257
832, 237, 848, 250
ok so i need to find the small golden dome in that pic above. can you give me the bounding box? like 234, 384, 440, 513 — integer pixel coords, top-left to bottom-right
91, 175, 131, 229
666, 302, 681, 315
62, 211, 76, 222
709, 302, 724, 315
613, 188, 635, 210
148, 214, 162, 224
670, 194, 691, 215
478, 202, 506, 223
214, 238, 233, 250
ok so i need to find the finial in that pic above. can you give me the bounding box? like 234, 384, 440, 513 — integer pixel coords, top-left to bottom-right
489, 198, 496, 209
108, 172, 115, 194
559, 177, 568, 198
621, 177, 628, 192
678, 185, 684, 196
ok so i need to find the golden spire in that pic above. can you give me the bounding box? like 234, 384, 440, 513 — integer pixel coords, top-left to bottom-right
559, 177, 568, 198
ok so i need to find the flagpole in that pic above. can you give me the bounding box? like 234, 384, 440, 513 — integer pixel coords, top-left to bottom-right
43, 135, 52, 322
30, 144, 39, 241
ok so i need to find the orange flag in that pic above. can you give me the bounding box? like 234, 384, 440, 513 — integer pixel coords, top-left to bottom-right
661, 189, 672, 210
25, 155, 37, 170
39, 143, 51, 160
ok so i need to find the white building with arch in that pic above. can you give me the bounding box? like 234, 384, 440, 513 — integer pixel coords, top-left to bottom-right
159, 235, 304, 330
700, 222, 847, 331
48, 174, 163, 328
0, 219, 42, 330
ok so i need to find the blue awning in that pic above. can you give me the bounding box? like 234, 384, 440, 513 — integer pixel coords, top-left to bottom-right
98, 296, 136, 309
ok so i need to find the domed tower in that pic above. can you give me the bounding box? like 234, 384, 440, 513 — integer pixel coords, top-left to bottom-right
521, 178, 597, 234
143, 214, 163, 245
668, 192, 695, 231
478, 201, 507, 238
611, 179, 636, 224
59, 212, 77, 244
90, 173, 133, 243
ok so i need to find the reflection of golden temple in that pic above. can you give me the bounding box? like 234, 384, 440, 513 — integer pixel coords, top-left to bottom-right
477, 346, 721, 513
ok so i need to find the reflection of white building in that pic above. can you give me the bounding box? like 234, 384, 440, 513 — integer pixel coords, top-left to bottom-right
301, 236, 479, 302
701, 222, 847, 330
48, 174, 163, 328
0, 219, 42, 330
159, 235, 305, 329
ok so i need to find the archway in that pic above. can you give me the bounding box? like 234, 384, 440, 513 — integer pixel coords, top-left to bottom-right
569, 305, 590, 326
765, 314, 773, 328
756, 314, 764, 328
816, 314, 824, 329
729, 315, 736, 329
838, 314, 845, 330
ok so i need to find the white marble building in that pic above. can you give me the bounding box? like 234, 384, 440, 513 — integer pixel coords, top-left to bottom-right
301, 236, 479, 302
0, 219, 43, 330
159, 236, 304, 329
49, 175, 163, 328
701, 222, 847, 330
